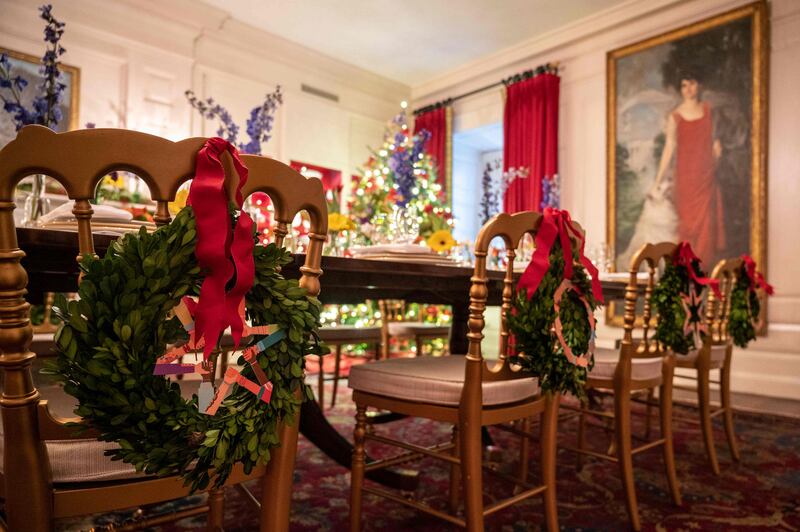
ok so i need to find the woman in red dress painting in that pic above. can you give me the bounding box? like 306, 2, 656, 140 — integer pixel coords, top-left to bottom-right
651, 75, 725, 264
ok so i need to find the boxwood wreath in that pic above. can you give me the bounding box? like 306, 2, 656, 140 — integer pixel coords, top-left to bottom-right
49, 206, 325, 491
729, 264, 760, 348
507, 241, 599, 401
652, 260, 706, 355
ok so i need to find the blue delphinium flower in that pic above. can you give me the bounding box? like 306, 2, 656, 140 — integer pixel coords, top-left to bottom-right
1, 5, 68, 131
540, 174, 561, 210
186, 87, 282, 155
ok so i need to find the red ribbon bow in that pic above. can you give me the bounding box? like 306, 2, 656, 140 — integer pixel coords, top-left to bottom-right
673, 242, 721, 299
742, 254, 774, 295
517, 208, 604, 303
188, 138, 255, 359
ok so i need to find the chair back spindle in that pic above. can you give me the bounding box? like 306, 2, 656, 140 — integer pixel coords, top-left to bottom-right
705, 257, 743, 344
621, 242, 678, 367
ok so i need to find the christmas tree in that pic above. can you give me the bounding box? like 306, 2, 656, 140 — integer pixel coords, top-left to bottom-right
348, 103, 453, 242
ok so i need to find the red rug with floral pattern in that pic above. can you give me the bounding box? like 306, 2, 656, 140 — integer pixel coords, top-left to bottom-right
57, 381, 800, 531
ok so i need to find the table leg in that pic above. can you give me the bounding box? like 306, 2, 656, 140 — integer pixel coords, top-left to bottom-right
449, 301, 470, 355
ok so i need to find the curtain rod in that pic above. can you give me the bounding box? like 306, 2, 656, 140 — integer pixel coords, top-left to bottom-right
413, 61, 560, 116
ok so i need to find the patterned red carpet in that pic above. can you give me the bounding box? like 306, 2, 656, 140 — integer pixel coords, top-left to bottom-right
59, 380, 800, 531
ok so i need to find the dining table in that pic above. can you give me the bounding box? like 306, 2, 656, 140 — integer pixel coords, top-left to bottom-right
17, 226, 629, 491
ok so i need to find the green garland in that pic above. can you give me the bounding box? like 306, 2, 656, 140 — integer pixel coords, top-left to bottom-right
507, 242, 599, 401
651, 262, 703, 355
49, 206, 325, 491
730, 265, 759, 348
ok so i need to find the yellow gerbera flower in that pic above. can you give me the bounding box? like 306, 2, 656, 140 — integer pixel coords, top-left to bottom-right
427, 229, 456, 253
169, 188, 189, 215
328, 212, 355, 232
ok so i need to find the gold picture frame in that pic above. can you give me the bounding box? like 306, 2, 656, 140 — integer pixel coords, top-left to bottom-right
606, 1, 768, 325
0, 46, 81, 146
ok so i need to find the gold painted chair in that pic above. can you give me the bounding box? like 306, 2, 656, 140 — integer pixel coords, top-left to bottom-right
349, 211, 560, 532
316, 323, 382, 409
564, 242, 681, 531
0, 125, 326, 531
379, 299, 451, 358
673, 257, 742, 474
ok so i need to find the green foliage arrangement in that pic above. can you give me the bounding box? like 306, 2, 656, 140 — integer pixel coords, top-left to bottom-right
729, 265, 759, 348
507, 242, 599, 401
49, 206, 324, 491
651, 262, 702, 355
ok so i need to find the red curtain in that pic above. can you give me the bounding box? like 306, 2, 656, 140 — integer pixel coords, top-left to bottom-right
414, 106, 449, 197
503, 73, 559, 213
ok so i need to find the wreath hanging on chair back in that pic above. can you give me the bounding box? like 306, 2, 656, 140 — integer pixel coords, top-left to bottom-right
51, 138, 324, 491
507, 208, 604, 401
729, 255, 773, 348
651, 242, 720, 355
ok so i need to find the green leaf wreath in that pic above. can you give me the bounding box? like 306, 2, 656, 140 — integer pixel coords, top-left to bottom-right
729, 264, 760, 348
651, 262, 705, 355
507, 241, 599, 401
49, 206, 325, 491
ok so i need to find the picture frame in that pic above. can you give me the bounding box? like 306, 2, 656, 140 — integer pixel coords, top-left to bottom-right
0, 46, 81, 147
606, 1, 768, 325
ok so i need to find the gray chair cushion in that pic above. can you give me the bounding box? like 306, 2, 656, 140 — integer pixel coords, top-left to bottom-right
590, 347, 663, 381
348, 355, 538, 406
0, 379, 201, 483
677, 344, 728, 366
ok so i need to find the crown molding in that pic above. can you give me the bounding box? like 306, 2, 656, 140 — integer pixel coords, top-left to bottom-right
411, 0, 685, 101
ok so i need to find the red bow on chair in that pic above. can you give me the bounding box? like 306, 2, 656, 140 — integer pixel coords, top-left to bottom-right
517, 208, 604, 303
188, 137, 255, 358
741, 255, 774, 295
673, 242, 721, 299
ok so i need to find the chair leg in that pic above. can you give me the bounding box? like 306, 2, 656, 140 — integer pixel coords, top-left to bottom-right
260, 397, 301, 532
350, 404, 367, 532
614, 388, 640, 531
661, 356, 682, 506
697, 364, 720, 475
541, 394, 560, 532
644, 388, 655, 440
721, 358, 740, 461
331, 344, 342, 409
459, 417, 484, 532
207, 487, 225, 531
518, 416, 531, 487
576, 409, 586, 471
449, 424, 461, 514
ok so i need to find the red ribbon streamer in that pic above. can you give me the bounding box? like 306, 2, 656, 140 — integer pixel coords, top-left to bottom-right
673, 242, 721, 299
187, 138, 255, 359
517, 208, 604, 304
742, 254, 774, 295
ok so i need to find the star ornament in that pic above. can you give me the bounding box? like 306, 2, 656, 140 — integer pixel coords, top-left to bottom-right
681, 285, 707, 348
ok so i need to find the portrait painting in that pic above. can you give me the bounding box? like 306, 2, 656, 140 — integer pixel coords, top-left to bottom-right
607, 1, 767, 280
0, 47, 80, 148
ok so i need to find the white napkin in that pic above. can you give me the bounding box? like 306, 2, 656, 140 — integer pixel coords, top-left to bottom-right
38, 200, 133, 224
350, 244, 433, 256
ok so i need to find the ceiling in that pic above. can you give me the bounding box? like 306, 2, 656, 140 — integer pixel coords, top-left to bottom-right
200, 0, 627, 86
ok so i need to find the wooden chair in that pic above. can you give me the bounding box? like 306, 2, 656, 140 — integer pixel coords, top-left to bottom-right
564, 242, 681, 531
316, 324, 382, 409
0, 125, 327, 531
349, 211, 560, 532
379, 299, 451, 358
673, 257, 742, 474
